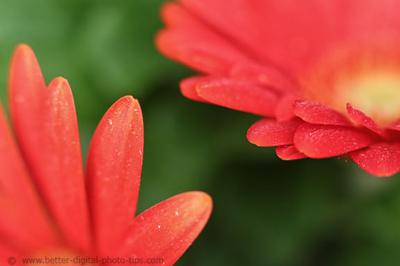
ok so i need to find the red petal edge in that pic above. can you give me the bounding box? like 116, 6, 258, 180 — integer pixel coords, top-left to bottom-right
247, 118, 301, 147
196, 78, 278, 116
9, 45, 89, 251
87, 96, 144, 254
294, 100, 350, 126
117, 192, 212, 266
350, 142, 400, 177
294, 123, 376, 158
276, 145, 307, 160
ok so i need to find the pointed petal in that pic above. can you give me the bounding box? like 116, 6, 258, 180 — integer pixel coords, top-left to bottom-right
9, 46, 90, 251
350, 142, 400, 177
196, 78, 278, 116
294, 123, 376, 158
43, 78, 91, 251
346, 104, 386, 136
276, 145, 307, 160
294, 100, 351, 126
118, 192, 212, 266
247, 119, 300, 147
9, 44, 47, 132
0, 106, 59, 251
87, 96, 144, 254
179, 76, 210, 103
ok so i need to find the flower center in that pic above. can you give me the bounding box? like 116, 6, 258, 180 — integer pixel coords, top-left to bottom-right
335, 72, 400, 126
301, 44, 400, 126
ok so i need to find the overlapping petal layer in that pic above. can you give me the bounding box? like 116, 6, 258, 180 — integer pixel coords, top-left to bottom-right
1, 45, 212, 264
159, 0, 400, 74
9, 45, 90, 252
158, 0, 400, 176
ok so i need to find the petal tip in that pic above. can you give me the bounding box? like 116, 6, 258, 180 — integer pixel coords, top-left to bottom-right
246, 129, 258, 146
117, 95, 139, 105
179, 78, 205, 102
246, 122, 263, 146
174, 191, 213, 222
110, 96, 142, 116
49, 77, 69, 89
11, 44, 38, 69
186, 191, 213, 210
10, 44, 39, 72
14, 43, 34, 56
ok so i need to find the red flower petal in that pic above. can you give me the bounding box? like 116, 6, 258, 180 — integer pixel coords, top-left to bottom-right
0, 106, 59, 251
9, 44, 47, 128
180, 76, 210, 103
294, 123, 376, 158
9, 45, 90, 251
196, 78, 278, 116
229, 63, 297, 92
157, 3, 250, 74
179, 0, 400, 73
276, 145, 307, 160
350, 142, 400, 177
346, 104, 386, 136
275, 94, 296, 121
389, 121, 400, 131
181, 74, 281, 116
294, 100, 351, 126
247, 119, 300, 147
87, 96, 144, 254
160, 2, 191, 28
178, 0, 338, 70
118, 192, 212, 266
0, 243, 21, 266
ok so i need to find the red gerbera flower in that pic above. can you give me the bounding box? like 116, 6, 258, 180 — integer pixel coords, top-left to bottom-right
157, 0, 400, 177
1, 45, 212, 265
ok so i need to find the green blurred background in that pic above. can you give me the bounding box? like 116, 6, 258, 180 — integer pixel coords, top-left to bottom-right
1, 1, 400, 265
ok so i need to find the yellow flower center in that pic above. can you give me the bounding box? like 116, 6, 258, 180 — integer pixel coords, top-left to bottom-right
301, 44, 400, 126
335, 72, 400, 126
